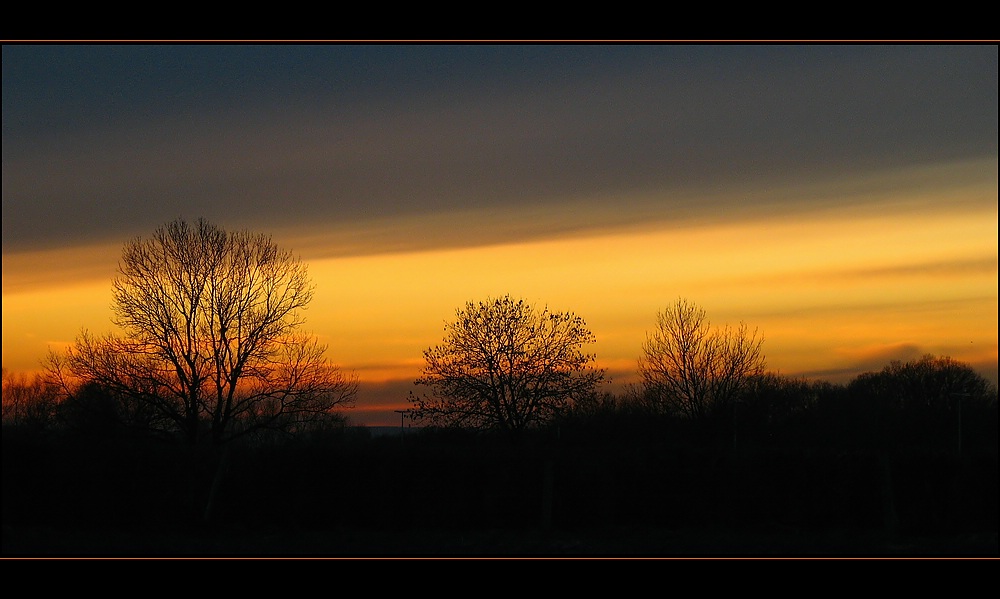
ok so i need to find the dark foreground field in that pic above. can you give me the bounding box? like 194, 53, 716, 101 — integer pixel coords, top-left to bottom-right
4, 417, 997, 559
3, 522, 998, 558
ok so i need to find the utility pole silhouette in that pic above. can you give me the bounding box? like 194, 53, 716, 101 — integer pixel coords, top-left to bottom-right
394, 409, 411, 438
950, 392, 970, 457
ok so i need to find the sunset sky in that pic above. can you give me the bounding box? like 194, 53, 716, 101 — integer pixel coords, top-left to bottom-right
3, 43, 997, 426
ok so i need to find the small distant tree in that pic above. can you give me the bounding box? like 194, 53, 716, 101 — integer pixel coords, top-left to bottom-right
410, 295, 606, 432
1, 368, 60, 430
51, 379, 172, 438
48, 218, 357, 447
639, 297, 765, 420
846, 354, 998, 450
848, 354, 996, 413
742, 372, 824, 423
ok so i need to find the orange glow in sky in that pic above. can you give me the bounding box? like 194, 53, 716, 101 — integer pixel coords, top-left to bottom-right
307, 183, 996, 391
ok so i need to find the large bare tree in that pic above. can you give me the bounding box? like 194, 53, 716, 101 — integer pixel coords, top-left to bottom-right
638, 298, 765, 420
410, 295, 606, 432
50, 218, 356, 445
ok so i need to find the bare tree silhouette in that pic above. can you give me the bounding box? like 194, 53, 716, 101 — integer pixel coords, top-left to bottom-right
47, 218, 357, 446
1, 368, 60, 430
409, 295, 605, 432
639, 297, 765, 420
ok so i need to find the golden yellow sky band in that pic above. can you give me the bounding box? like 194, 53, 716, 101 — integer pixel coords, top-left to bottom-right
301, 191, 997, 391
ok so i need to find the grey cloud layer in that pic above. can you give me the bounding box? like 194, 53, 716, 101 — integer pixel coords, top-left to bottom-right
3, 44, 997, 255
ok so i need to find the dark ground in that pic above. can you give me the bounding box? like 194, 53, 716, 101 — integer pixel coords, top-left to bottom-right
3, 523, 997, 558
5, 406, 997, 560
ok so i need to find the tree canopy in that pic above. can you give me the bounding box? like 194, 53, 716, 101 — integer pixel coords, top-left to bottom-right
638, 297, 765, 420
848, 354, 997, 412
409, 295, 606, 432
49, 218, 357, 446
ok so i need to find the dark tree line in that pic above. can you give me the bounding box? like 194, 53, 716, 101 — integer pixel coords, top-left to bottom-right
4, 345, 997, 554
7, 353, 995, 452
